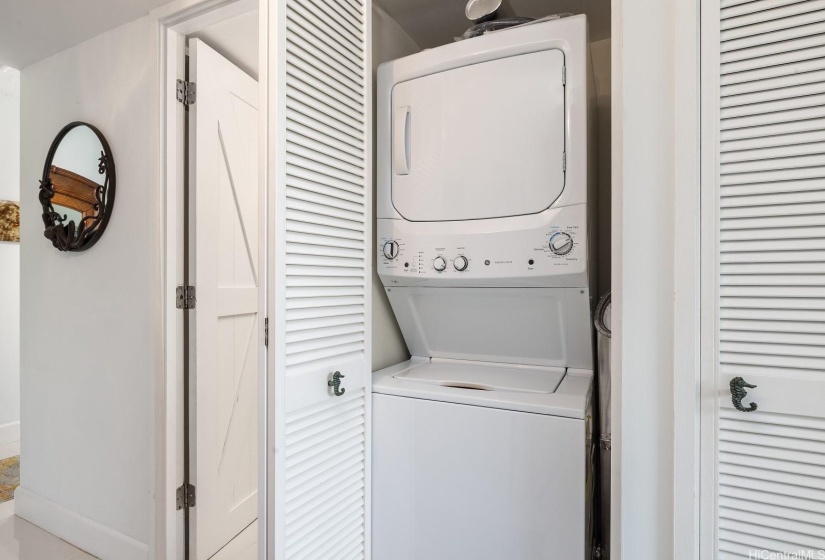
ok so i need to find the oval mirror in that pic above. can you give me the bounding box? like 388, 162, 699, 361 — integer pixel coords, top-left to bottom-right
39, 122, 115, 252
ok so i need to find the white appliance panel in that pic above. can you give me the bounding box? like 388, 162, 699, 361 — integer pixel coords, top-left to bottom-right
391, 49, 566, 222
372, 394, 586, 560
385, 287, 593, 369
378, 203, 588, 288
373, 359, 593, 417
395, 361, 566, 393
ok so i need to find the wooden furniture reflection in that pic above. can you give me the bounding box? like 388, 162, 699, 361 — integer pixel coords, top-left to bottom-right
49, 166, 100, 219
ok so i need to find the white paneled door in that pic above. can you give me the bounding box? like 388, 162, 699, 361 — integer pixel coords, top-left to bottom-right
190, 39, 260, 560
266, 0, 372, 558
702, 1, 825, 557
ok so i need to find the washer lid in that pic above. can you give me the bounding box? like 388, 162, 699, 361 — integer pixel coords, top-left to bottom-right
395, 361, 565, 394
373, 359, 592, 418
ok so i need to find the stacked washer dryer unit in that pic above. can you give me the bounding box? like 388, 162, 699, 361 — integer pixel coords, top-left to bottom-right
373, 15, 596, 560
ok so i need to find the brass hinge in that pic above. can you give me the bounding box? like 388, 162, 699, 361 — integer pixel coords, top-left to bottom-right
176, 483, 196, 510
264, 317, 269, 347
176, 285, 196, 310
176, 79, 196, 105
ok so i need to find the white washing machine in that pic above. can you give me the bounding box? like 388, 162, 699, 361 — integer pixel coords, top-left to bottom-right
373, 15, 596, 560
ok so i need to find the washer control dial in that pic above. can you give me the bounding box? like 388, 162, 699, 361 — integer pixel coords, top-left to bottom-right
453, 256, 469, 271
433, 256, 447, 272
549, 232, 574, 255
382, 240, 399, 260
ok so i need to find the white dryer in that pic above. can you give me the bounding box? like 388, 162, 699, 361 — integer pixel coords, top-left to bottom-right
373, 15, 596, 560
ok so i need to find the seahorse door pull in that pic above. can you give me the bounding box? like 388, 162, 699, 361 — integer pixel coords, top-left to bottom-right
729, 376, 758, 413
328, 371, 346, 397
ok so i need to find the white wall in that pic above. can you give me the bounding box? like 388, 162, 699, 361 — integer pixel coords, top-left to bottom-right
18, 17, 159, 559
611, 0, 675, 558
371, 3, 419, 371
0, 66, 21, 458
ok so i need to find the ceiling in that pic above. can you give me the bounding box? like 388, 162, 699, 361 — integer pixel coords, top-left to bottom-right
378, 0, 611, 49
0, 0, 171, 69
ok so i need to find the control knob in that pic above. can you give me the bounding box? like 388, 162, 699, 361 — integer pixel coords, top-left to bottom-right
382, 240, 399, 260
549, 232, 574, 256
433, 256, 447, 272
453, 256, 468, 271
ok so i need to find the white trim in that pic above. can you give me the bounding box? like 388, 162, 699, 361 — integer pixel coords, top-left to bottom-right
609, 1, 622, 558
14, 487, 149, 560
364, 2, 374, 556
699, 0, 722, 556
152, 2, 267, 558
0, 421, 20, 460
264, 1, 286, 558
257, 0, 269, 557
672, 0, 702, 557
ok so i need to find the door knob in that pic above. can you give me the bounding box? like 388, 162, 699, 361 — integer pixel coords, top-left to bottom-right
729, 376, 757, 412
328, 371, 346, 397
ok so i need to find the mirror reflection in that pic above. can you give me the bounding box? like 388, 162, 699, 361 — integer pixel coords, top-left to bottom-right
39, 122, 115, 252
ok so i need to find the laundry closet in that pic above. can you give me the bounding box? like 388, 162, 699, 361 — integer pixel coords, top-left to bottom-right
368, 3, 613, 559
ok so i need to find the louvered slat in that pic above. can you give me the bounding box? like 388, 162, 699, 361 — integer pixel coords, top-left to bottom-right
721, 0, 813, 19
714, 3, 825, 556
275, 0, 369, 556
718, 411, 825, 554
721, 45, 825, 77
284, 390, 366, 558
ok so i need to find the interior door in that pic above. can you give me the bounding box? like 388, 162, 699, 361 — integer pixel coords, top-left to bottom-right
702, 2, 825, 557
190, 38, 260, 560
267, 0, 372, 558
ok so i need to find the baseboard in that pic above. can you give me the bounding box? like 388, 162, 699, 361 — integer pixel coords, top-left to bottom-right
0, 421, 20, 460
14, 487, 149, 560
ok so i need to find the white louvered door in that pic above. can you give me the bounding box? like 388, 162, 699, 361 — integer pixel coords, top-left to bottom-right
703, 0, 825, 557
265, 0, 372, 558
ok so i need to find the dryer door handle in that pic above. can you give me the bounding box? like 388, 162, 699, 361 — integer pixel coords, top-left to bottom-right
393, 106, 411, 175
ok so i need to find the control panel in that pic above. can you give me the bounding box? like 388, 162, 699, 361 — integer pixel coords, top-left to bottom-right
377, 204, 589, 288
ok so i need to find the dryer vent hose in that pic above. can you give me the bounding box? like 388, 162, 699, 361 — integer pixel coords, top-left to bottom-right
594, 292, 611, 339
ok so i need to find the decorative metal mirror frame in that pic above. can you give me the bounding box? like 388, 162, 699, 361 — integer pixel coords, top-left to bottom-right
39, 121, 116, 252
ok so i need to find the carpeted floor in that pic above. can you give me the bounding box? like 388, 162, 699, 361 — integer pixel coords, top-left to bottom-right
0, 456, 19, 503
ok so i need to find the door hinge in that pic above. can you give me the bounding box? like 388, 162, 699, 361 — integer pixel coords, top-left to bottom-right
562, 66, 566, 86
176, 483, 196, 510
264, 317, 269, 347
176, 285, 196, 309
562, 152, 567, 172
176, 79, 196, 105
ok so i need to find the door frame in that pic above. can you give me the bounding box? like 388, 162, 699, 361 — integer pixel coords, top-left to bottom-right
673, 0, 703, 558
609, 0, 703, 557
152, 0, 267, 558
698, 0, 722, 556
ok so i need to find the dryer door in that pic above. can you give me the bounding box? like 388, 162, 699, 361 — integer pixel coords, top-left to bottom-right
391, 49, 566, 222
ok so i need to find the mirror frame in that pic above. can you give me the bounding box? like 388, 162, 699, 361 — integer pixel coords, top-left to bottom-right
39, 121, 116, 252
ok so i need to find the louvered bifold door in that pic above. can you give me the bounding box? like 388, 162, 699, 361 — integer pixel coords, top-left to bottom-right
708, 0, 825, 557
267, 0, 372, 558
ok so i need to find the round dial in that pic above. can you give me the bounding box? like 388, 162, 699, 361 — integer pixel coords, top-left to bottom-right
549, 232, 574, 256
433, 256, 447, 272
382, 240, 399, 260
453, 256, 469, 271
